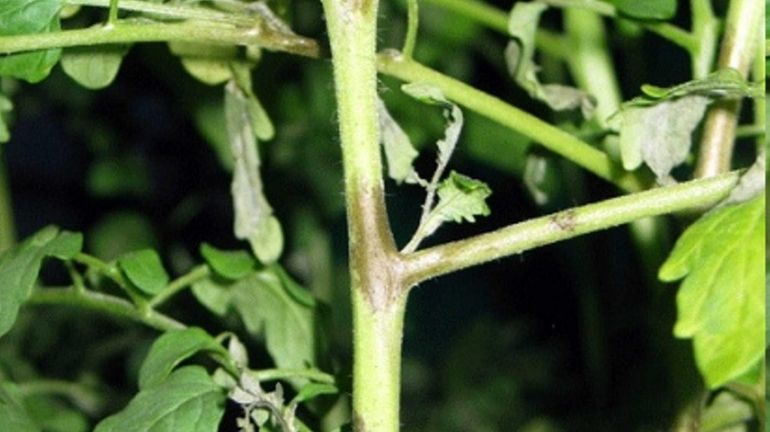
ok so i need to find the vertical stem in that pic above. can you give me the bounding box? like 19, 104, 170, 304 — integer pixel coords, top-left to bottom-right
108, 0, 120, 25
563, 8, 622, 125
690, 0, 719, 78
402, 0, 419, 59
0, 150, 15, 253
320, 0, 405, 430
695, 0, 762, 178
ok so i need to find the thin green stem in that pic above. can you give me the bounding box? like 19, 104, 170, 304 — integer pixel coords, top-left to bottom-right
421, 0, 507, 33
0, 151, 15, 253
247, 368, 336, 385
402, 0, 419, 59
17, 379, 102, 413
73, 252, 146, 305
28, 287, 185, 331
695, 0, 763, 178
402, 171, 740, 285
377, 51, 646, 192
108, 0, 119, 25
690, 0, 719, 78
149, 265, 209, 308
0, 20, 320, 59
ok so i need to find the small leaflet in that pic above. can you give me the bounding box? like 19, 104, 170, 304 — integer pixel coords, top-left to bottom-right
376, 97, 420, 184
421, 171, 492, 239
61, 44, 129, 90
505, 2, 595, 118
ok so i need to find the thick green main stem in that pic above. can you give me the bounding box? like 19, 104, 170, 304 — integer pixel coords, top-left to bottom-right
321, 0, 406, 431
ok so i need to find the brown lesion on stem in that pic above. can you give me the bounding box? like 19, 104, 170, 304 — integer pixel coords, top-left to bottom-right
549, 208, 578, 232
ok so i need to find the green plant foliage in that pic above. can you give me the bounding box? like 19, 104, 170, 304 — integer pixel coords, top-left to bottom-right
200, 243, 256, 280
225, 78, 283, 264
606, 0, 678, 20
191, 268, 316, 373
617, 94, 710, 179
138, 327, 230, 390
660, 196, 765, 388
291, 382, 338, 405
422, 171, 492, 238
639, 68, 763, 101
377, 97, 419, 184
0, 383, 40, 432
60, 45, 129, 90
117, 249, 170, 296
0, 0, 62, 83
94, 366, 226, 432
0, 226, 82, 337
167, 42, 238, 86
505, 2, 594, 118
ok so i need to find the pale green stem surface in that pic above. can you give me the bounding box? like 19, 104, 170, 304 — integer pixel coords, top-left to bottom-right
108, 0, 119, 24
149, 265, 210, 308
0, 152, 15, 253
28, 287, 185, 331
690, 0, 719, 78
248, 368, 336, 384
321, 0, 405, 431
377, 51, 645, 192
695, 0, 763, 178
403, 172, 739, 285
0, 21, 319, 59
402, 0, 419, 58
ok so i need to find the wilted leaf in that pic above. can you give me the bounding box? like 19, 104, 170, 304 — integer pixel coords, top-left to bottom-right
117, 249, 169, 296
422, 171, 491, 238
617, 95, 710, 178
139, 327, 230, 390
377, 98, 419, 184
60, 44, 129, 90
200, 243, 255, 280
401, 82, 463, 169
94, 366, 226, 432
0, 0, 62, 82
611, 0, 678, 20
659, 196, 764, 388
0, 226, 83, 337
718, 154, 765, 206
0, 383, 40, 432
225, 80, 283, 263
505, 3, 595, 117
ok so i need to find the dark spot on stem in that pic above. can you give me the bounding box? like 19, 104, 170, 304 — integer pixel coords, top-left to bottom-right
353, 411, 367, 432
550, 209, 577, 232
349, 0, 374, 15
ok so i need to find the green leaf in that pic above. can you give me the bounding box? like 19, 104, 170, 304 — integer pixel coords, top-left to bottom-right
377, 97, 420, 184
60, 45, 129, 90
25, 395, 89, 432
0, 383, 41, 432
290, 382, 337, 405
505, 3, 595, 118
94, 366, 226, 432
659, 196, 764, 388
0, 0, 62, 83
139, 327, 230, 390
117, 249, 169, 296
200, 243, 256, 280
232, 270, 316, 373
617, 95, 710, 178
191, 277, 233, 317
225, 80, 283, 264
422, 171, 491, 238
194, 100, 233, 172
88, 212, 157, 261
168, 42, 237, 86
611, 0, 677, 20
0, 226, 83, 338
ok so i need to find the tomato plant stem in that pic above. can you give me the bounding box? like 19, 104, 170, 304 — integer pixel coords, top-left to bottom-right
403, 171, 740, 285
321, 0, 406, 430
695, 0, 763, 178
